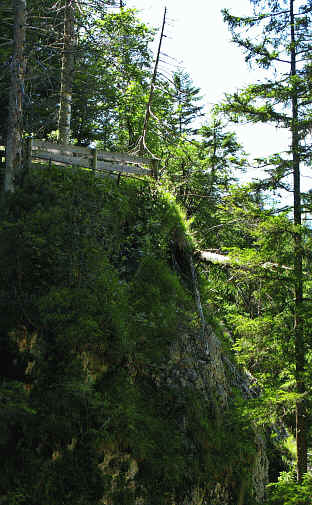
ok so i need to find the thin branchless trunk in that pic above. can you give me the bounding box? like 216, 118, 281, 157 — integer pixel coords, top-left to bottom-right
58, 0, 76, 145
4, 0, 26, 193
136, 7, 167, 156
290, 0, 307, 481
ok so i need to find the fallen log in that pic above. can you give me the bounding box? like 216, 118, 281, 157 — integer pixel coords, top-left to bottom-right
199, 250, 292, 272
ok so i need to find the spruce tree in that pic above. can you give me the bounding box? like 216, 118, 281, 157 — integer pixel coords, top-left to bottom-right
4, 0, 27, 193
222, 0, 312, 481
171, 69, 203, 136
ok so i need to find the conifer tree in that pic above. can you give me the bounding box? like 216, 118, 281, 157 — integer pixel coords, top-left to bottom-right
57, 0, 77, 144
170, 69, 203, 136
4, 0, 27, 193
222, 0, 312, 481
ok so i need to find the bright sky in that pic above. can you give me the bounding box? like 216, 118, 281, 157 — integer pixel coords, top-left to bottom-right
126, 0, 295, 188
127, 0, 256, 104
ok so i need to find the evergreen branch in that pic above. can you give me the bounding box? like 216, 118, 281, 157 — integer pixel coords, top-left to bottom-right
221, 93, 290, 125
222, 9, 290, 28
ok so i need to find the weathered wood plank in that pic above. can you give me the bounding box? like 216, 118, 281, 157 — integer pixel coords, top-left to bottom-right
0, 146, 5, 164
33, 147, 90, 160
32, 153, 151, 175
32, 151, 152, 173
97, 151, 152, 165
32, 140, 152, 165
91, 148, 97, 170
33, 151, 90, 168
97, 161, 151, 176
32, 139, 90, 156
26, 137, 33, 171
15, 140, 155, 178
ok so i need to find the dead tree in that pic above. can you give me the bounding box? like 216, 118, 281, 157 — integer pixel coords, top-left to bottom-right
134, 7, 167, 157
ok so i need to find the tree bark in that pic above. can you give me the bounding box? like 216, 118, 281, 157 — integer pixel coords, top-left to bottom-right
4, 0, 26, 193
290, 0, 307, 482
58, 0, 76, 145
137, 7, 167, 156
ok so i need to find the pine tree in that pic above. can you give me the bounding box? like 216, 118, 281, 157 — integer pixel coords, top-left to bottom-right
57, 0, 77, 144
4, 0, 27, 193
222, 0, 312, 481
170, 69, 203, 136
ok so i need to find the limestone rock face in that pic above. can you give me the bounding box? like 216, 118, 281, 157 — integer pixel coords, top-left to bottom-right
252, 431, 269, 504
95, 320, 269, 505
163, 324, 269, 505
1, 167, 272, 505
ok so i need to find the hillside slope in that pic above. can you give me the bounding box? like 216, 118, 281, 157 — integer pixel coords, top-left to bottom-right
0, 167, 268, 505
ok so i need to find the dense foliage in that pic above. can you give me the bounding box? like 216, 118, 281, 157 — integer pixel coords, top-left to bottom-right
2, 0, 312, 503
0, 166, 258, 504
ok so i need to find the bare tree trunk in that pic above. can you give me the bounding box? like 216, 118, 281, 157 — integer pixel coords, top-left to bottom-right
4, 0, 26, 193
136, 7, 167, 156
290, 0, 307, 482
58, 0, 76, 145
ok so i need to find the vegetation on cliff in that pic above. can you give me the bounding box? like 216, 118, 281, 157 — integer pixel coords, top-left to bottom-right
2, 0, 312, 503
0, 166, 258, 504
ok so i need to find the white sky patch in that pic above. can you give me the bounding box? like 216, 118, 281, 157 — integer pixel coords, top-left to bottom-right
126, 1, 289, 157
126, 0, 312, 198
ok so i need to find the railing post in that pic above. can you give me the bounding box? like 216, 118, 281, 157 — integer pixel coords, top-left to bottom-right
92, 147, 97, 170
0, 146, 5, 190
26, 137, 33, 172
151, 159, 159, 180
72, 150, 76, 170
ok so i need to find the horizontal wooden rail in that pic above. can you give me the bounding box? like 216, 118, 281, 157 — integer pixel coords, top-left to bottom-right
97, 162, 151, 176
32, 139, 152, 164
0, 140, 159, 179
33, 151, 89, 168
31, 139, 155, 176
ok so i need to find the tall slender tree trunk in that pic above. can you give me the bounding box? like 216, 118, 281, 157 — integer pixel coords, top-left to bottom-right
290, 0, 307, 482
58, 0, 76, 145
137, 7, 167, 156
4, 0, 26, 193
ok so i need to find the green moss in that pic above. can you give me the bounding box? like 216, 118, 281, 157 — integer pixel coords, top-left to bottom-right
266, 472, 312, 505
0, 166, 259, 504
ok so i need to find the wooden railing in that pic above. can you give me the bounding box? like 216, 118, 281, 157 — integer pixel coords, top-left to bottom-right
0, 139, 159, 178
0, 145, 5, 164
